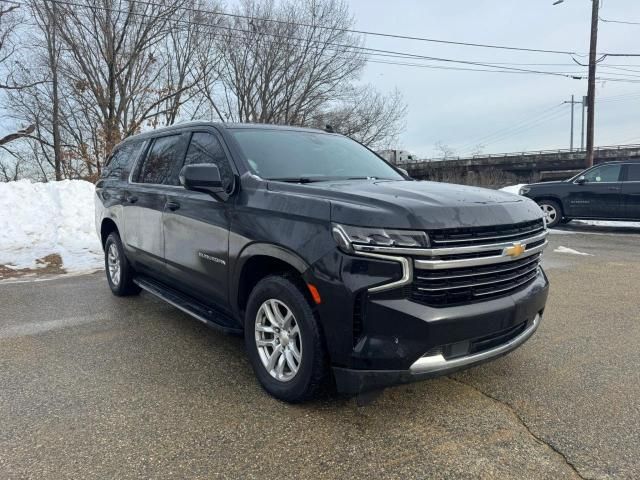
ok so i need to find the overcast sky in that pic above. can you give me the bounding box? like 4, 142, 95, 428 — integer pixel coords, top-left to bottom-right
348, 0, 640, 158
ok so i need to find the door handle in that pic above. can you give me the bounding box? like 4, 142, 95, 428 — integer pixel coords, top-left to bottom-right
126, 194, 138, 204
608, 187, 621, 191
166, 201, 180, 211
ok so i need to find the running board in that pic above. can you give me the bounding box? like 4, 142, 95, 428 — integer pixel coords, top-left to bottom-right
134, 276, 242, 335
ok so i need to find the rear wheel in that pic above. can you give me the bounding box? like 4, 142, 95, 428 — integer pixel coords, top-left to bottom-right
244, 275, 328, 402
104, 232, 141, 296
538, 200, 562, 228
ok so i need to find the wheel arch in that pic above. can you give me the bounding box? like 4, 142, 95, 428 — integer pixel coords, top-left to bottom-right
232, 243, 311, 317
100, 218, 120, 249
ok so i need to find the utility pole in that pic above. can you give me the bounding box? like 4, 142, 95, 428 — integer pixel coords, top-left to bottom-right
563, 95, 582, 151
585, 0, 600, 167
581, 95, 587, 150
570, 94, 574, 151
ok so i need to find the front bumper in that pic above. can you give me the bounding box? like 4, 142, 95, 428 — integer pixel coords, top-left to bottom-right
330, 269, 549, 395
333, 313, 542, 394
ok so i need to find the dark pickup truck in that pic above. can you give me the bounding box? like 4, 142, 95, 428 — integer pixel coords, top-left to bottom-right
520, 161, 640, 228
96, 122, 549, 402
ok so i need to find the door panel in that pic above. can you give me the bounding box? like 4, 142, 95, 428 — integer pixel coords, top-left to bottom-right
122, 185, 167, 274
122, 133, 188, 275
163, 191, 231, 309
565, 164, 623, 218
162, 130, 236, 311
621, 163, 640, 220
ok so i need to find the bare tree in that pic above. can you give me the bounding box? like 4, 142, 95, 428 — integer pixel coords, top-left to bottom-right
1, 0, 409, 180
211, 0, 365, 124
0, 2, 49, 154
310, 87, 407, 149
50, 0, 213, 170
434, 141, 457, 159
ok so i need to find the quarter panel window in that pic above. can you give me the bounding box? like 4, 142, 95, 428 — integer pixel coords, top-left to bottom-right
626, 164, 640, 182
583, 164, 621, 183
183, 132, 234, 190
138, 135, 185, 185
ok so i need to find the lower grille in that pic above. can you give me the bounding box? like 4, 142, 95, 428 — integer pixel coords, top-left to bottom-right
468, 321, 528, 356
412, 253, 542, 307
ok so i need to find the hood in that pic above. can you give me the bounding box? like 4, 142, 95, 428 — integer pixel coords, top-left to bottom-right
526, 180, 568, 188
268, 179, 543, 230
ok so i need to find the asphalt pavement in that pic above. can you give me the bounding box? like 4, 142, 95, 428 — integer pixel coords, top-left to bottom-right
1, 224, 639, 479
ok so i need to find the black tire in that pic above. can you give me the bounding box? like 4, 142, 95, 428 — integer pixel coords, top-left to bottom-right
538, 199, 563, 228
244, 275, 328, 403
104, 232, 141, 296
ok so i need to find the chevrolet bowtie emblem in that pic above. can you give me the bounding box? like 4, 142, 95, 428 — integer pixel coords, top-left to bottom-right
504, 243, 526, 258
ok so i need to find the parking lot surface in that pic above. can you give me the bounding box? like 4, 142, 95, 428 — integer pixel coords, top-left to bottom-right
1, 224, 639, 479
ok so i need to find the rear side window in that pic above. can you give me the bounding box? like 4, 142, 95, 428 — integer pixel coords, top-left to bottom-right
102, 141, 143, 180
626, 164, 640, 182
184, 132, 234, 190
137, 135, 186, 185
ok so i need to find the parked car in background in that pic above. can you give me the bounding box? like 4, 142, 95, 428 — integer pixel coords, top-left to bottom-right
96, 122, 549, 402
519, 161, 640, 228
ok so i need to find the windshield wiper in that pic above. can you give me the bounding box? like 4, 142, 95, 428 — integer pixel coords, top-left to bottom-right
267, 177, 325, 184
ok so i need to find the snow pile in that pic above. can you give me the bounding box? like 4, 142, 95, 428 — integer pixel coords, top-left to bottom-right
0, 180, 103, 272
554, 246, 593, 256
500, 184, 526, 195
573, 219, 640, 229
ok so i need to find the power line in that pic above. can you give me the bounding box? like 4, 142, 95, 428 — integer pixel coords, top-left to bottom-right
457, 104, 565, 152
479, 109, 569, 151
124, 0, 640, 57
35, 0, 596, 81
15, 0, 640, 84
599, 15, 640, 26
38, 0, 640, 58
88, 0, 592, 56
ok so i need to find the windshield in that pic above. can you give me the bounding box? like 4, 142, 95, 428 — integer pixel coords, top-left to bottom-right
229, 128, 404, 181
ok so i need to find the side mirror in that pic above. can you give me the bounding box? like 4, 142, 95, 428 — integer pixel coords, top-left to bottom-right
576, 175, 586, 185
398, 167, 411, 178
180, 164, 225, 194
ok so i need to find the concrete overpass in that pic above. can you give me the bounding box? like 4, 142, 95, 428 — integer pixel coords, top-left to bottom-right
397, 144, 640, 182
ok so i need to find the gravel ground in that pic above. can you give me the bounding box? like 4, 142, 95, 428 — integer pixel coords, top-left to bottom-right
1, 223, 639, 479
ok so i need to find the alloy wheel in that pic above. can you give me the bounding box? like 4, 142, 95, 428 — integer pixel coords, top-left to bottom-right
540, 203, 558, 225
254, 299, 302, 382
107, 243, 121, 286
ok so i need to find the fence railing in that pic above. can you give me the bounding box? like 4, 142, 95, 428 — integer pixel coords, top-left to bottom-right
397, 143, 640, 165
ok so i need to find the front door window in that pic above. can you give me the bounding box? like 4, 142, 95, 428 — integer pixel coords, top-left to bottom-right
583, 164, 622, 183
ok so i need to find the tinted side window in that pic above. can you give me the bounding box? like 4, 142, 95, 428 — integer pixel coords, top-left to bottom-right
626, 164, 640, 182
583, 164, 621, 183
138, 135, 185, 185
102, 141, 143, 180
184, 132, 233, 190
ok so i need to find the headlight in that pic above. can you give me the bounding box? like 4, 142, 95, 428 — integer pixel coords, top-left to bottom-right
519, 186, 531, 195
332, 223, 430, 252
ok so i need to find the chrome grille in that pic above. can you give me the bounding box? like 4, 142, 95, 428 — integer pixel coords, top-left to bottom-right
352, 218, 548, 305
412, 253, 542, 307
429, 219, 545, 248
411, 219, 546, 307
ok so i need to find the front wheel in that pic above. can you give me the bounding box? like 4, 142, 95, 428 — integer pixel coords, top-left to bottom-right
244, 276, 328, 402
538, 200, 562, 228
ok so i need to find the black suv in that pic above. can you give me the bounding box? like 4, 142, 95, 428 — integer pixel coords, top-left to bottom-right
520, 161, 640, 228
96, 122, 549, 402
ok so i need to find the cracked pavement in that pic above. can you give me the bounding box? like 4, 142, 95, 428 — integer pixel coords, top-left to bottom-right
1, 223, 639, 479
